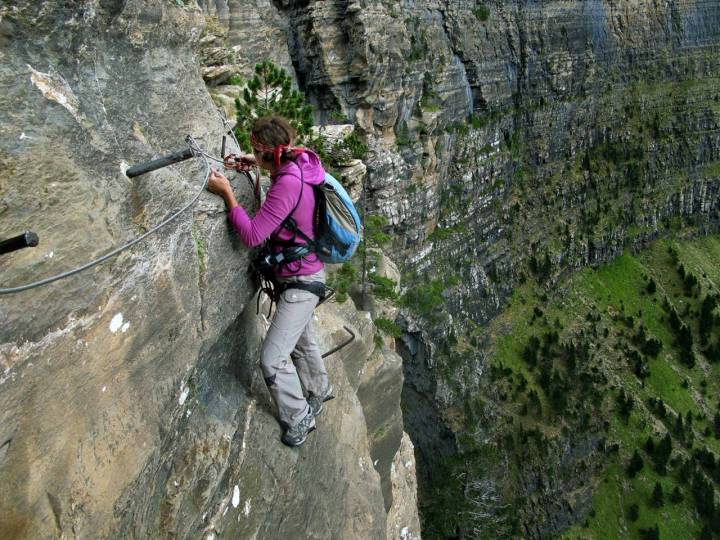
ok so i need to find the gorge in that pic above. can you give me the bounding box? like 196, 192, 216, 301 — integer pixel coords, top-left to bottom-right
1, 0, 720, 538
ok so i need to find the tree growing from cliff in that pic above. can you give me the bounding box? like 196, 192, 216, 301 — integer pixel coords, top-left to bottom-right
233, 60, 368, 167
234, 61, 314, 152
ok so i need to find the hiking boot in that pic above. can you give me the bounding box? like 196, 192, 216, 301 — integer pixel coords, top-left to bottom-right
281, 410, 316, 447
308, 386, 335, 418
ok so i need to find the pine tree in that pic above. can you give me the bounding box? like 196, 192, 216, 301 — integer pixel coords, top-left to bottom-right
668, 306, 682, 332
522, 336, 540, 367
706, 340, 720, 363
639, 524, 659, 540
710, 506, 720, 536
627, 503, 640, 522
677, 324, 695, 367
678, 457, 694, 484
650, 482, 664, 507
616, 390, 634, 423
646, 278, 657, 294
626, 450, 644, 478
645, 436, 656, 455
699, 294, 717, 346
652, 433, 672, 475
669, 485, 684, 503
691, 470, 715, 518
234, 61, 314, 152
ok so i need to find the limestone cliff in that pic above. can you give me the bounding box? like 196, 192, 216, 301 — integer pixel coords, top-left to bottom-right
0, 2, 419, 538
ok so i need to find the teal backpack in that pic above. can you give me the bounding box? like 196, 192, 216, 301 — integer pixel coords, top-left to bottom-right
280, 170, 362, 264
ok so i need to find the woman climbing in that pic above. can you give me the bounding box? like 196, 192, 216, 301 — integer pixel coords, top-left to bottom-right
206, 115, 332, 447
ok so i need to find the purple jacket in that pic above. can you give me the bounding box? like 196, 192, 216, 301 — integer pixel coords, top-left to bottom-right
228, 150, 325, 278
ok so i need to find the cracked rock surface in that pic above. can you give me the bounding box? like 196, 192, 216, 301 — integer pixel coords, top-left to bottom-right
0, 2, 419, 538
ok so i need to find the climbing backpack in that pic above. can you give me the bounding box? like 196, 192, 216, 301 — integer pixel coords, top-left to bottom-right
250, 165, 360, 316
280, 166, 362, 264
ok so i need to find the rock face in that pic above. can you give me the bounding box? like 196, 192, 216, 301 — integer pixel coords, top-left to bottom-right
201, 0, 717, 536
3, 0, 720, 537
0, 2, 418, 538
112, 297, 408, 539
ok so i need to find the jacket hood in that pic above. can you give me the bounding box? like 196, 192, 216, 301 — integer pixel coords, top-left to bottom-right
275, 149, 325, 186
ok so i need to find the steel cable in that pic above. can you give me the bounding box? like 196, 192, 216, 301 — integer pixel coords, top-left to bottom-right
0, 135, 212, 295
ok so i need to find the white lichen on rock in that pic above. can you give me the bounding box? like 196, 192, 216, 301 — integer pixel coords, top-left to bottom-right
28, 64, 80, 120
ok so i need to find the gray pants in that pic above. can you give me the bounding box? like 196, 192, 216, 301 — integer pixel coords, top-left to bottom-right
261, 270, 329, 427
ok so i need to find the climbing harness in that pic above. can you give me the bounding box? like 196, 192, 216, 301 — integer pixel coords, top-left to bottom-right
251, 240, 336, 318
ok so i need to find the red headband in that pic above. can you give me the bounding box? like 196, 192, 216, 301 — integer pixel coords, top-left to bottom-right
250, 133, 301, 168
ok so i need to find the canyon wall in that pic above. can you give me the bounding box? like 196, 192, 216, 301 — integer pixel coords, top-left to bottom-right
2, 0, 720, 537
0, 2, 418, 538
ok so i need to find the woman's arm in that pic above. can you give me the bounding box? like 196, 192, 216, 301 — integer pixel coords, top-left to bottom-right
207, 169, 298, 248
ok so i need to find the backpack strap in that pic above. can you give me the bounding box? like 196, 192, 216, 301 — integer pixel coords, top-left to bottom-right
271, 162, 318, 252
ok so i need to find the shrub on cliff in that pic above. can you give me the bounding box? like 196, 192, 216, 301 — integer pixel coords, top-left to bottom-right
472, 5, 490, 21
327, 262, 358, 303
368, 273, 398, 301
374, 317, 401, 338
401, 278, 457, 321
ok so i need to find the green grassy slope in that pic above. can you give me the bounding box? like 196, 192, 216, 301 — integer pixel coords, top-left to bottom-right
466, 235, 720, 539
